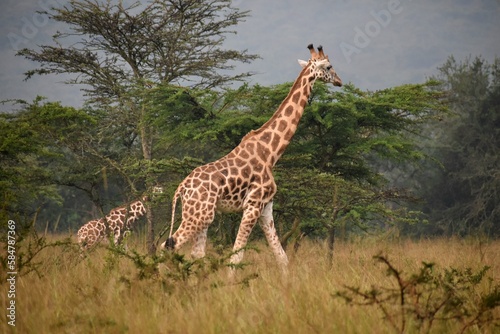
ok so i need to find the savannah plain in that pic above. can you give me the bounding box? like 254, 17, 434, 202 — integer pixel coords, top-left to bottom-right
1, 235, 499, 334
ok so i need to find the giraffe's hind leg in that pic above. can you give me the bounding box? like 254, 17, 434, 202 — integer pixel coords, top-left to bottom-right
162, 207, 215, 254
191, 227, 208, 259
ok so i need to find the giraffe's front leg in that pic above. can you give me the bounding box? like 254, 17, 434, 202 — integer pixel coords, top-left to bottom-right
258, 201, 289, 271
229, 205, 262, 271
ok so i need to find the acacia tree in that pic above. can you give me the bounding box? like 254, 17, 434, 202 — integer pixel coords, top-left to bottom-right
18, 0, 257, 253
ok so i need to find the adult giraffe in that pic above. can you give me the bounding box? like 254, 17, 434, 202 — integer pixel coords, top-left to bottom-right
161, 44, 342, 271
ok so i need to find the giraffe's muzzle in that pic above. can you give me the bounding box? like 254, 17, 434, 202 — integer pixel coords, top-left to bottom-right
333, 74, 342, 87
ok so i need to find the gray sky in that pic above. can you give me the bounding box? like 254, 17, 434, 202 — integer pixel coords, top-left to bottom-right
1, 0, 499, 111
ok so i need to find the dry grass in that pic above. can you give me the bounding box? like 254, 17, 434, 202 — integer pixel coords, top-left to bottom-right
2, 235, 499, 333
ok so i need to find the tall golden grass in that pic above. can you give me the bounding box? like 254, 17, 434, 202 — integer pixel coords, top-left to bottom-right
2, 235, 499, 333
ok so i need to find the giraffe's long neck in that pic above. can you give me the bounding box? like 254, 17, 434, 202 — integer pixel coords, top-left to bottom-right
240, 65, 316, 166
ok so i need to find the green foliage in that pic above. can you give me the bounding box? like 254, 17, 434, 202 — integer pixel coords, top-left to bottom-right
335, 254, 500, 333
293, 81, 447, 179
0, 98, 97, 222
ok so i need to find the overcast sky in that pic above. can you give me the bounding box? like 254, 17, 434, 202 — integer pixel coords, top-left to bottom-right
1, 0, 499, 111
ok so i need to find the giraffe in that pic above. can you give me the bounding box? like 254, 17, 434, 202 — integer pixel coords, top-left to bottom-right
160, 44, 342, 271
77, 197, 148, 251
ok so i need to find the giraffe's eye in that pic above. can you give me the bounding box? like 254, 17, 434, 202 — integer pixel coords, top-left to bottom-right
326, 65, 332, 70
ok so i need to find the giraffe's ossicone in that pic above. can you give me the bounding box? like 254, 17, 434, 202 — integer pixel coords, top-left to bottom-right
161, 44, 342, 272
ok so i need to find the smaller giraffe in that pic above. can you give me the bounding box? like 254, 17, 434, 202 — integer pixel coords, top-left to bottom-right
77, 197, 148, 251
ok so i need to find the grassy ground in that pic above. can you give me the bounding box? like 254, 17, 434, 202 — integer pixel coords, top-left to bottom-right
1, 235, 499, 333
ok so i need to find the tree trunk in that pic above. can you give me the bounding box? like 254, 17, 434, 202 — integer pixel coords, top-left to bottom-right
140, 105, 156, 255
329, 183, 339, 265
280, 216, 300, 250
293, 232, 306, 254
145, 209, 155, 254
327, 225, 335, 266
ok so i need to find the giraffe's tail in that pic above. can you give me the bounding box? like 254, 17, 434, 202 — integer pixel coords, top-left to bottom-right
155, 185, 182, 249
160, 185, 182, 249
169, 186, 182, 239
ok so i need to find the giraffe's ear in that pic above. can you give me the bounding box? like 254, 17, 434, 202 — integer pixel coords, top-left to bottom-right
298, 59, 308, 68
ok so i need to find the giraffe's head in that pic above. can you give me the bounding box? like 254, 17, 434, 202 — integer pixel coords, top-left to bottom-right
298, 44, 342, 87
